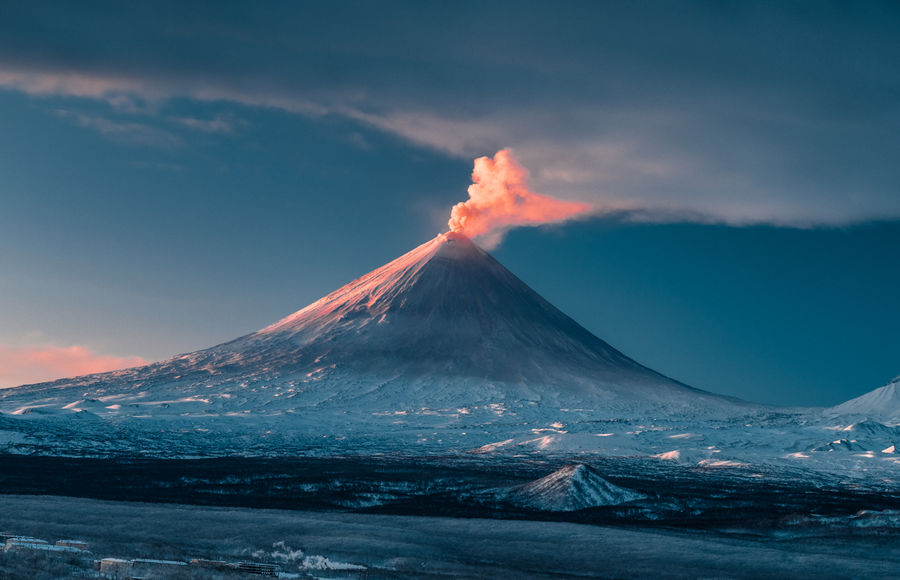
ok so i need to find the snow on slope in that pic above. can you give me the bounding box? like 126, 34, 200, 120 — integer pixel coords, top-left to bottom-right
2, 232, 897, 478
0, 233, 744, 426
829, 377, 900, 425
502, 464, 645, 511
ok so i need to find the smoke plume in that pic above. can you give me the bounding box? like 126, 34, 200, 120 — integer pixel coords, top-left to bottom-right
448, 149, 591, 248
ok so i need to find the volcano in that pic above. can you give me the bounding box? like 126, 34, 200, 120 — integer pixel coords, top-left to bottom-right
829, 377, 900, 425
503, 464, 646, 511
0, 233, 747, 454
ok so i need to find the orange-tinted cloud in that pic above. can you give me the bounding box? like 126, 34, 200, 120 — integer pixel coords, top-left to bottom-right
448, 149, 592, 248
0, 345, 147, 388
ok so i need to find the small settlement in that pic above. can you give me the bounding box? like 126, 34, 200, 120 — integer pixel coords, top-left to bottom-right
1, 532, 287, 578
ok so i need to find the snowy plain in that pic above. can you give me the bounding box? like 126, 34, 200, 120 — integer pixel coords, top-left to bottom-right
1, 494, 898, 580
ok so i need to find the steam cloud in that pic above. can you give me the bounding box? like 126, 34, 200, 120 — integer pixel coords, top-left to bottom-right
251, 541, 365, 571
448, 149, 592, 248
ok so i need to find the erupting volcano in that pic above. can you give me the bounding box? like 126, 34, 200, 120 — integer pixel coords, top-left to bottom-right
0, 150, 758, 455
0, 230, 748, 455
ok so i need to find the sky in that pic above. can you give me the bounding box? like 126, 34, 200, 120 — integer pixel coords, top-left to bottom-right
0, 1, 898, 406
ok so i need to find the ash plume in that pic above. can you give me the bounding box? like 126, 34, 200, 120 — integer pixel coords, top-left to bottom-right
448, 149, 591, 248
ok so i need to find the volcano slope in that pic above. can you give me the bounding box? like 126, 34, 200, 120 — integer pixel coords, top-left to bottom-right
0, 232, 759, 456
7, 231, 899, 478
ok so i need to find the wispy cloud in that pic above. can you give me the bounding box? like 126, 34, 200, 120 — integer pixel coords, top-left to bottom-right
338, 109, 503, 157
0, 67, 157, 101
0, 0, 897, 229
14, 65, 890, 227
0, 64, 327, 118
53, 109, 183, 148
6, 64, 893, 228
0, 345, 147, 388
0, 64, 497, 157
171, 114, 241, 134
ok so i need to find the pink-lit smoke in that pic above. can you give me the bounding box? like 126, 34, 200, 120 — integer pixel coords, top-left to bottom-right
448, 149, 592, 248
0, 345, 146, 388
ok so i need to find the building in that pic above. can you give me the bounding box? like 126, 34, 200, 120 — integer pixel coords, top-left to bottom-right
99, 557, 132, 578
4, 536, 88, 555
191, 558, 230, 569
4, 536, 47, 550
236, 561, 280, 576
56, 539, 89, 550
98, 557, 189, 578
132, 558, 188, 576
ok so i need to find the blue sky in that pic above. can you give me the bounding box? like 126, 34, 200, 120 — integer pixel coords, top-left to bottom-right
0, 1, 898, 405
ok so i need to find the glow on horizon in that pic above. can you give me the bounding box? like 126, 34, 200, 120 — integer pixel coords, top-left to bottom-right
0, 345, 147, 388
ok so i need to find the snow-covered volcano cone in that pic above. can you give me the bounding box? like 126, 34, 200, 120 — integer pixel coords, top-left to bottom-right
236, 231, 688, 401
506, 464, 646, 511
0, 233, 747, 454
829, 376, 900, 425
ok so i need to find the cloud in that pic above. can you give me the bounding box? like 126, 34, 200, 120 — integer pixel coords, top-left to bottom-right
171, 115, 241, 134
0, 67, 157, 101
0, 2, 897, 228
54, 109, 183, 147
5, 60, 896, 228
340, 109, 504, 157
0, 345, 147, 388
13, 61, 890, 228
448, 149, 592, 248
0, 64, 328, 117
